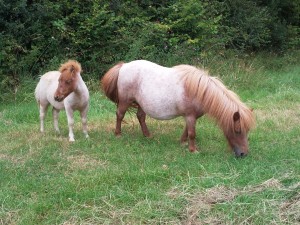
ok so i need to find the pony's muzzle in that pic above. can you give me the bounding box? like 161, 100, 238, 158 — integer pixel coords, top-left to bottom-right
54, 95, 64, 102
233, 146, 247, 158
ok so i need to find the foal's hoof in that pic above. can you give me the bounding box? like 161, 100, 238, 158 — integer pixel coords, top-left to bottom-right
69, 138, 75, 142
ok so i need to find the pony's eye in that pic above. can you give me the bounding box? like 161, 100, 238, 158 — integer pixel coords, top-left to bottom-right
66, 80, 72, 84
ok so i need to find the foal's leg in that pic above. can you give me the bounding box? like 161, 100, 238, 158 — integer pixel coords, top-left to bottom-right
185, 116, 197, 152
80, 107, 89, 138
115, 101, 130, 136
137, 106, 151, 137
52, 108, 60, 133
65, 107, 75, 142
39, 103, 48, 133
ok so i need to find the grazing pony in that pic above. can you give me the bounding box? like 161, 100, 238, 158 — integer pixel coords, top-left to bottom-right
101, 60, 255, 157
35, 60, 89, 141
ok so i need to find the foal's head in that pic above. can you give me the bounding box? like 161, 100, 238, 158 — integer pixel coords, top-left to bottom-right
54, 60, 81, 102
225, 111, 252, 158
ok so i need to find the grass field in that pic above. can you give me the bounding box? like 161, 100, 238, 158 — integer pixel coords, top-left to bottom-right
0, 54, 299, 224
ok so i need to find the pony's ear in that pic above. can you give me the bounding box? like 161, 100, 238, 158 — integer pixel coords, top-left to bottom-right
233, 111, 241, 134
233, 111, 240, 121
70, 65, 77, 78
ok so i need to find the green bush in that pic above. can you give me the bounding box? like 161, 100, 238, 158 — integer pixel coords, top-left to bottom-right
0, 0, 299, 103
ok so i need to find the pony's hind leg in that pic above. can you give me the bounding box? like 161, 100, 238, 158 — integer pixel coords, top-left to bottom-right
39, 103, 48, 133
52, 108, 60, 133
80, 108, 89, 138
137, 106, 151, 137
115, 101, 130, 136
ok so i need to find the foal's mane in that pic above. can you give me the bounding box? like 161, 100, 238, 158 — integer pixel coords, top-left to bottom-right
59, 60, 82, 76
174, 65, 255, 134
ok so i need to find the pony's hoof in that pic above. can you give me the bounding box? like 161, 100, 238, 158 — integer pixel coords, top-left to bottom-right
145, 134, 153, 138
69, 138, 75, 142
180, 141, 188, 146
115, 132, 122, 137
189, 147, 199, 153
189, 150, 199, 153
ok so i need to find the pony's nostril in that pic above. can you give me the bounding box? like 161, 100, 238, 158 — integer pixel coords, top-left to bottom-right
240, 152, 244, 157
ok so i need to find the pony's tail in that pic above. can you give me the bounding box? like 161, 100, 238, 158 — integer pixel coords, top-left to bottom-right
101, 62, 124, 104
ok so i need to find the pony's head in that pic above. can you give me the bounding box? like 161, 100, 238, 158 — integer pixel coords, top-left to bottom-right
225, 110, 254, 158
178, 64, 255, 157
54, 60, 81, 102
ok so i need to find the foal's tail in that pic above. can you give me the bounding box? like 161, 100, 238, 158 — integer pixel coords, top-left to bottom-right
101, 62, 124, 104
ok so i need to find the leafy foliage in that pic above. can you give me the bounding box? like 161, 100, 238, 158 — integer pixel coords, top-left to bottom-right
0, 0, 299, 102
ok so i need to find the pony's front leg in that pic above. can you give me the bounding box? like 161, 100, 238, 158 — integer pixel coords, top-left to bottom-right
65, 108, 75, 142
137, 106, 151, 137
39, 104, 48, 133
80, 107, 89, 138
185, 116, 197, 152
52, 108, 60, 133
115, 102, 130, 136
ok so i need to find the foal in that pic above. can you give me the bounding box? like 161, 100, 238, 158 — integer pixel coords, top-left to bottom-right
35, 60, 89, 141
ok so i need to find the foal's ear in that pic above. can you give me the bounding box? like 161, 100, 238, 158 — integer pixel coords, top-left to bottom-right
70, 65, 77, 78
233, 111, 241, 134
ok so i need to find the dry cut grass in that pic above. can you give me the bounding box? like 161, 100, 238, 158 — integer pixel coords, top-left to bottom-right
255, 103, 300, 132
176, 177, 300, 224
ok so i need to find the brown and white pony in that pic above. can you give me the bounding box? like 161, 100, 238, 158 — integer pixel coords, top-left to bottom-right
101, 60, 255, 157
35, 60, 89, 141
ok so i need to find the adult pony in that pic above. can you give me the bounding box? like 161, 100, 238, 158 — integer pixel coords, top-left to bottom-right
35, 60, 89, 141
101, 60, 255, 157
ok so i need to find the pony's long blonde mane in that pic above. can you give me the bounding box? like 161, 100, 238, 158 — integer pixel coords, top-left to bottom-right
174, 65, 255, 134
59, 60, 82, 74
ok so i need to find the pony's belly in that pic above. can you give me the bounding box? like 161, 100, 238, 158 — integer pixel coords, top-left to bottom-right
146, 110, 179, 120
140, 99, 183, 120
137, 83, 185, 120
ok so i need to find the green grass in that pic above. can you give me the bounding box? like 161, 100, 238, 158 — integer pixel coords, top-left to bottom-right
0, 54, 300, 224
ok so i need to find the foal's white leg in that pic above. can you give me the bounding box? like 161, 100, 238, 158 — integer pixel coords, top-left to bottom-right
52, 108, 60, 133
65, 108, 75, 142
39, 104, 48, 133
80, 108, 89, 138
